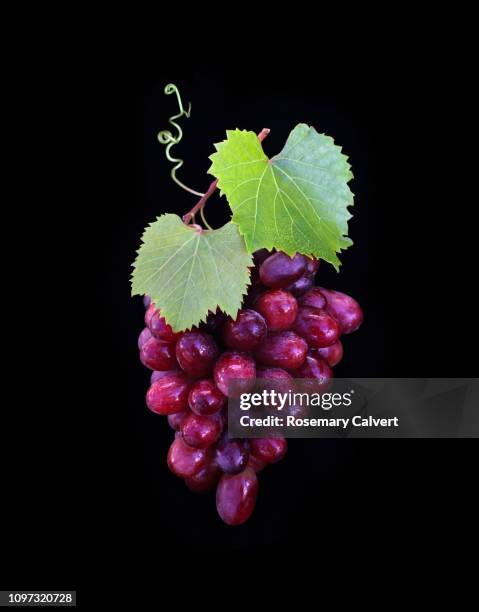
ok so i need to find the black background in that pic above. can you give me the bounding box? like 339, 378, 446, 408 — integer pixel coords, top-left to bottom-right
3, 20, 478, 602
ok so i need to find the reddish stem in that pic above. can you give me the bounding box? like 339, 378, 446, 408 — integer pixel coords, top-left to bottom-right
183, 128, 271, 224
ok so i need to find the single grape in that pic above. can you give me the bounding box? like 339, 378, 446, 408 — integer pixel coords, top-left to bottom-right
167, 436, 210, 479
167, 409, 189, 431
316, 340, 343, 367
318, 287, 364, 334
146, 372, 192, 415
285, 274, 314, 297
247, 454, 267, 473
222, 309, 267, 351
140, 337, 178, 371
215, 433, 250, 474
151, 369, 180, 384
216, 467, 258, 526
299, 287, 327, 310
181, 412, 223, 449
145, 305, 181, 342
188, 379, 226, 416
254, 331, 307, 370
250, 437, 288, 464
293, 306, 340, 348
256, 366, 294, 394
254, 290, 298, 331
176, 331, 219, 378
138, 327, 152, 349
214, 352, 256, 397
185, 458, 221, 493
305, 256, 320, 275
259, 252, 306, 289
143, 294, 151, 309
292, 352, 333, 392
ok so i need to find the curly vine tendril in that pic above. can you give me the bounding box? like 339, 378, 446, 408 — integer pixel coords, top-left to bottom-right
157, 84, 205, 198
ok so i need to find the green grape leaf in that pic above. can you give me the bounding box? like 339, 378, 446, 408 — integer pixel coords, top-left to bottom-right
131, 214, 253, 331
209, 123, 354, 269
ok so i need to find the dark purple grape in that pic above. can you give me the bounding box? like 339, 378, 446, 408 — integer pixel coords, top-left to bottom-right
215, 433, 250, 474
146, 372, 192, 415
305, 256, 320, 275
254, 331, 307, 370
176, 331, 219, 378
299, 287, 327, 310
292, 352, 333, 392
188, 379, 226, 416
318, 287, 364, 334
140, 337, 178, 371
216, 468, 258, 526
167, 436, 210, 479
214, 352, 256, 397
138, 327, 152, 349
293, 306, 340, 348
285, 274, 314, 297
222, 309, 267, 351
253, 248, 272, 266
180, 412, 223, 449
250, 437, 287, 464
316, 340, 343, 367
254, 290, 298, 331
145, 304, 181, 342
185, 458, 221, 493
259, 252, 306, 289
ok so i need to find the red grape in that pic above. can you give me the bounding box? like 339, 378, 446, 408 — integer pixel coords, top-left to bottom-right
167, 436, 210, 478
259, 252, 306, 288
185, 458, 221, 493
222, 309, 267, 351
256, 366, 294, 394
167, 409, 189, 431
293, 352, 333, 392
254, 290, 298, 331
319, 287, 363, 334
138, 327, 152, 349
293, 306, 340, 348
188, 379, 226, 416
299, 287, 327, 310
254, 331, 307, 370
247, 454, 267, 473
215, 433, 250, 474
151, 369, 180, 384
285, 274, 314, 297
216, 467, 258, 526
146, 372, 192, 415
145, 305, 181, 342
176, 331, 219, 378
250, 437, 288, 463
140, 337, 178, 371
214, 352, 256, 397
316, 340, 343, 367
180, 412, 223, 449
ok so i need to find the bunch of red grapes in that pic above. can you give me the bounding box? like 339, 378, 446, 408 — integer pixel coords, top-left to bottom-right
137, 250, 363, 525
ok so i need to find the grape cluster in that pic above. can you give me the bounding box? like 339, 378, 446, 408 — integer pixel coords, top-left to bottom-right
138, 250, 363, 525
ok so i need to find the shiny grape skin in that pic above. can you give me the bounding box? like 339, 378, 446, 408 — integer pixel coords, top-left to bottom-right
293, 306, 340, 348
254, 290, 298, 331
285, 274, 314, 297
185, 458, 221, 493
138, 327, 152, 349
256, 366, 295, 395
292, 352, 333, 392
214, 352, 256, 397
250, 437, 288, 464
319, 287, 364, 334
140, 337, 178, 371
316, 340, 344, 367
216, 467, 258, 526
145, 304, 181, 342
167, 436, 210, 479
254, 331, 308, 370
215, 433, 250, 474
151, 369, 181, 384
222, 309, 267, 351
180, 412, 223, 449
299, 287, 327, 310
176, 331, 219, 378
259, 252, 306, 289
167, 409, 189, 431
146, 372, 192, 415
188, 379, 226, 416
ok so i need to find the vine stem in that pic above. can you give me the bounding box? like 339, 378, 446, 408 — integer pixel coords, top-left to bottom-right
182, 128, 271, 225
